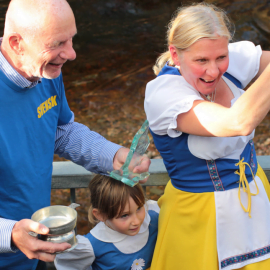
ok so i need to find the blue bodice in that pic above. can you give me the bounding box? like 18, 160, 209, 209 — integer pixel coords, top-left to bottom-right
151, 130, 257, 193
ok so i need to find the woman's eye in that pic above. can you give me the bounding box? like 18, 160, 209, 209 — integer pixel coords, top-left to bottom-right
197, 59, 206, 63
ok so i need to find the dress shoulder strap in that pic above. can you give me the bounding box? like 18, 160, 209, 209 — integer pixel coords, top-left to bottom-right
223, 72, 242, 89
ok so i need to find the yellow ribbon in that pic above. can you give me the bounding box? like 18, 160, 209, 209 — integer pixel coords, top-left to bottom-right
235, 158, 259, 218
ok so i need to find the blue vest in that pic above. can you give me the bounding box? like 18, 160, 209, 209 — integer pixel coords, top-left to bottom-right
151, 64, 257, 193
85, 210, 158, 270
0, 71, 72, 270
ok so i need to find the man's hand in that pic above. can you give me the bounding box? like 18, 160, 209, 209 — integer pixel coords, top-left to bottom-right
113, 147, 151, 184
11, 219, 71, 262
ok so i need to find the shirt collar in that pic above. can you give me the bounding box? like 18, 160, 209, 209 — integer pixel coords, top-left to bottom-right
0, 37, 41, 88
90, 208, 151, 243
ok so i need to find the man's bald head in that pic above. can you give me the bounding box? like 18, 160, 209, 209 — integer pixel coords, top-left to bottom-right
1, 0, 77, 81
4, 0, 74, 41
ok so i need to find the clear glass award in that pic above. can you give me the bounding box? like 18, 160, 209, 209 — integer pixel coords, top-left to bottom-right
110, 120, 150, 187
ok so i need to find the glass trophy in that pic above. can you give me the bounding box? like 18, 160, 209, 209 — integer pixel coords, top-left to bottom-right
110, 120, 150, 187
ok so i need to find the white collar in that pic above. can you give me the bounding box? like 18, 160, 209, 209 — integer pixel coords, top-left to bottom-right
90, 208, 151, 243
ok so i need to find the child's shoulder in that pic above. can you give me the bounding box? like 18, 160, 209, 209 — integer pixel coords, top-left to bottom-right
54, 234, 95, 269
145, 200, 160, 214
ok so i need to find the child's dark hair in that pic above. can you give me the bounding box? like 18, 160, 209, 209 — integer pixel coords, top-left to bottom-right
88, 174, 145, 225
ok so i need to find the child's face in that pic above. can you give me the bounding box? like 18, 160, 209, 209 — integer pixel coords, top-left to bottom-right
106, 197, 145, 236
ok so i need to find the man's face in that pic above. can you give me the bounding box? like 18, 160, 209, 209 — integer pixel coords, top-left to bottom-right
20, 12, 77, 81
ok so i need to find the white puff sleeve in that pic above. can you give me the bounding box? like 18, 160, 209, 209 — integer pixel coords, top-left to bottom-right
227, 41, 262, 88
54, 235, 95, 270
144, 75, 202, 137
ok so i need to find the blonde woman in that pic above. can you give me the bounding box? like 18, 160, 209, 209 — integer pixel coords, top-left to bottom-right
145, 3, 270, 270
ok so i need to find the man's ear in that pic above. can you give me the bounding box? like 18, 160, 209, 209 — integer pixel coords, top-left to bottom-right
8, 33, 24, 55
92, 208, 106, 222
169, 45, 180, 66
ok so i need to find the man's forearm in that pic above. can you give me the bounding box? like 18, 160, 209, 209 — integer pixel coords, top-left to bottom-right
55, 121, 122, 174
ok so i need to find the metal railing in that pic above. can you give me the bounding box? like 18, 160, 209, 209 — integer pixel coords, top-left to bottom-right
52, 156, 270, 203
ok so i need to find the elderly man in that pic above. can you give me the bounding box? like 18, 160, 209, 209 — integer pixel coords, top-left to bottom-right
0, 0, 150, 269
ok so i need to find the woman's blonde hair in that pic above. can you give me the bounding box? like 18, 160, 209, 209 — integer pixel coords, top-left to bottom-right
88, 174, 145, 226
153, 2, 234, 75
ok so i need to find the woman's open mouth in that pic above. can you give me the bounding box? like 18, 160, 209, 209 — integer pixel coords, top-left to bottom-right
200, 78, 215, 83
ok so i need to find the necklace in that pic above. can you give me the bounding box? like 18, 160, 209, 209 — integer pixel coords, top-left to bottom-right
201, 88, 217, 103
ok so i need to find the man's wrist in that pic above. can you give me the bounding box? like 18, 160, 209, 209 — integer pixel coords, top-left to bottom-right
0, 219, 18, 253
99, 141, 122, 173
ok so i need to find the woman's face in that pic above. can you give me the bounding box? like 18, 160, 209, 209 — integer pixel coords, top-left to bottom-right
170, 37, 229, 95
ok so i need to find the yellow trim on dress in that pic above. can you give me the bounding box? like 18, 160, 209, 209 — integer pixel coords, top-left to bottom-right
235, 158, 259, 218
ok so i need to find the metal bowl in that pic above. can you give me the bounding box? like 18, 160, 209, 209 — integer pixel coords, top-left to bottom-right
40, 230, 78, 253
31, 203, 80, 235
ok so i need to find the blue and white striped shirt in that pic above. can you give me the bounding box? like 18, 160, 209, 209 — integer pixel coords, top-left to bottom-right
0, 39, 122, 252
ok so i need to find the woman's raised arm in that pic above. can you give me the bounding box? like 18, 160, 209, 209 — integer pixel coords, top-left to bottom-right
177, 62, 270, 137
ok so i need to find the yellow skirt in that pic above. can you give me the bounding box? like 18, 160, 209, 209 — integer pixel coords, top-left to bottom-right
150, 164, 270, 270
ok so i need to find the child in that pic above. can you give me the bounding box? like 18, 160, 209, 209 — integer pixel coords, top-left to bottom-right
54, 174, 159, 270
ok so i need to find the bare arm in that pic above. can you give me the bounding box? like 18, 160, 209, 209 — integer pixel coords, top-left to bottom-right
177, 63, 270, 137
254, 51, 270, 80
